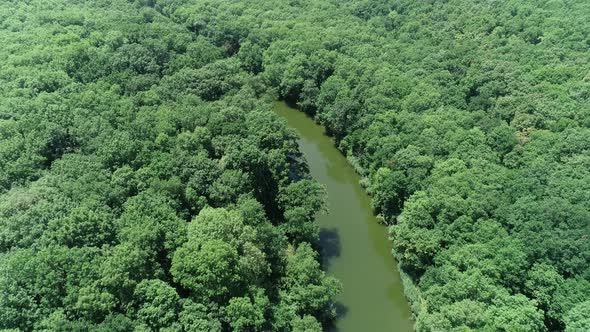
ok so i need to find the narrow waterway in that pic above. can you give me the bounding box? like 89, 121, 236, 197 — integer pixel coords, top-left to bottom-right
273, 102, 413, 332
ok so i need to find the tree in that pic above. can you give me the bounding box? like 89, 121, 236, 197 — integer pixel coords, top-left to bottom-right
225, 288, 269, 332
291, 315, 322, 332
178, 300, 222, 332
171, 239, 241, 302
565, 301, 590, 332
280, 243, 341, 322
132, 279, 181, 330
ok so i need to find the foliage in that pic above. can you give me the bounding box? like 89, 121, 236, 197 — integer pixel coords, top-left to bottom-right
0, 1, 338, 330
1, 0, 589, 330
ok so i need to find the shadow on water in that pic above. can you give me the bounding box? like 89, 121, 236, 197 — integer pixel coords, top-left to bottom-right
319, 227, 341, 269
335, 302, 349, 320
325, 302, 349, 332
319, 228, 349, 332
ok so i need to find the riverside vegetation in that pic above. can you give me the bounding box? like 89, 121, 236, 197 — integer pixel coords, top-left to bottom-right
1, 0, 589, 331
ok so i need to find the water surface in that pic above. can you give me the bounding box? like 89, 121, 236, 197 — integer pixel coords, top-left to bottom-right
273, 101, 413, 332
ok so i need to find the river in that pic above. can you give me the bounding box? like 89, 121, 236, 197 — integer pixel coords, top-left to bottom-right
273, 102, 413, 332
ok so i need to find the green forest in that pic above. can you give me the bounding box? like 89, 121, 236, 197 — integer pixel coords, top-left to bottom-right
0, 0, 589, 331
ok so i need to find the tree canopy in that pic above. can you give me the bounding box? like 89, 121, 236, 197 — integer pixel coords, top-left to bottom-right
0, 1, 340, 330
1, 0, 589, 331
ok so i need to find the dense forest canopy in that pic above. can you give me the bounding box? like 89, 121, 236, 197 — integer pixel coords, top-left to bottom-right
0, 1, 340, 331
1, 0, 589, 331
